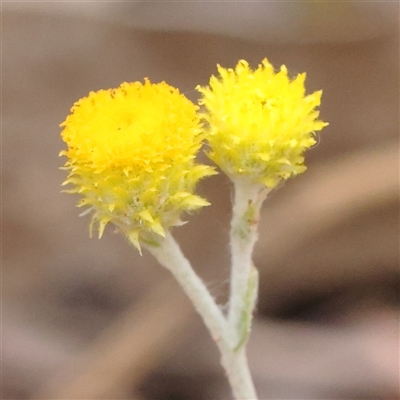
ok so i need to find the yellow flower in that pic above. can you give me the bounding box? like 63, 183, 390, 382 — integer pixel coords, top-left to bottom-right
60, 80, 215, 250
197, 59, 328, 188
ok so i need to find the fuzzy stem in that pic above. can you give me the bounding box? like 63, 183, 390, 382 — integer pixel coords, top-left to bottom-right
228, 179, 268, 345
222, 347, 258, 400
143, 232, 230, 345
140, 231, 258, 399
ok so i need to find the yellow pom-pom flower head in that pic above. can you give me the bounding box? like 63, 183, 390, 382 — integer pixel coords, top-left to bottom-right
60, 80, 215, 250
197, 59, 328, 188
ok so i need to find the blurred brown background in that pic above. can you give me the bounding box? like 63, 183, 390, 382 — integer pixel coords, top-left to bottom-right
2, 2, 399, 399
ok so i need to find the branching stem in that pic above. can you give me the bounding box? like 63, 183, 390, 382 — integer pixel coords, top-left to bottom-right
139, 232, 258, 399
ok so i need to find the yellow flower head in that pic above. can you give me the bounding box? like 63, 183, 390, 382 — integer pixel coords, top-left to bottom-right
60, 80, 215, 250
197, 59, 328, 188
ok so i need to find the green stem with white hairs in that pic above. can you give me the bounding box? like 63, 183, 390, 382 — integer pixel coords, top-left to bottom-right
144, 232, 230, 345
228, 179, 269, 348
138, 232, 258, 399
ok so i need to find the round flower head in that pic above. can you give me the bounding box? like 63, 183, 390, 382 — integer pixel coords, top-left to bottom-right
60, 80, 216, 250
197, 59, 328, 188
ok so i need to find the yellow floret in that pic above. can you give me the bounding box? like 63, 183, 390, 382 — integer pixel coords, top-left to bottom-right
197, 59, 328, 188
60, 80, 215, 250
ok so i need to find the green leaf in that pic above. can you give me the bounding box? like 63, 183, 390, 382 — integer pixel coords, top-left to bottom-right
234, 264, 259, 351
